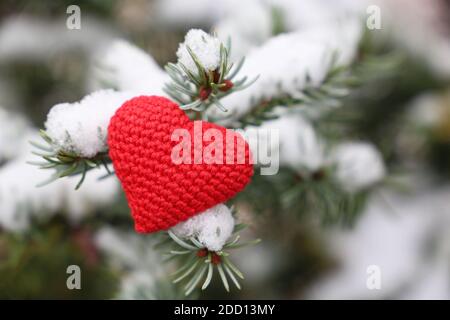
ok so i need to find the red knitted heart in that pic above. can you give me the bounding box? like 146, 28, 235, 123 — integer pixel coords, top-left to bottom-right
108, 96, 253, 233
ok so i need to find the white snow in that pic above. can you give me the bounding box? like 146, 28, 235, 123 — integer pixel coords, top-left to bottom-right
44, 89, 134, 158
91, 39, 168, 95
277, 115, 326, 172
176, 29, 222, 74
331, 142, 386, 192
208, 20, 362, 122
245, 113, 326, 173
306, 186, 450, 299
0, 108, 30, 162
171, 203, 235, 251
0, 16, 114, 62
408, 92, 445, 129
95, 227, 165, 299
95, 227, 162, 270
117, 270, 158, 299
0, 131, 118, 231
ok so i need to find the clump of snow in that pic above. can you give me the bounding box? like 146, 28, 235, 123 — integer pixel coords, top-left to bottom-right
331, 142, 386, 192
408, 92, 446, 129
0, 131, 118, 231
208, 20, 362, 122
0, 108, 30, 162
91, 39, 167, 95
277, 114, 325, 172
171, 204, 235, 252
245, 113, 325, 173
176, 29, 222, 74
44, 90, 134, 158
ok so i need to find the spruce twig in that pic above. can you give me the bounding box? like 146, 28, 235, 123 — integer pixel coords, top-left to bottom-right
157, 224, 260, 296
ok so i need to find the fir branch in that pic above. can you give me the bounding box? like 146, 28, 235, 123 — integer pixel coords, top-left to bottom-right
233, 54, 359, 128
164, 37, 258, 115
232, 52, 401, 129
281, 168, 370, 226
28, 130, 112, 190
240, 167, 369, 226
157, 224, 260, 296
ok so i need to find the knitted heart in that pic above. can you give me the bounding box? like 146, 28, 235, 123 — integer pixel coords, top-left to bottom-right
108, 96, 253, 233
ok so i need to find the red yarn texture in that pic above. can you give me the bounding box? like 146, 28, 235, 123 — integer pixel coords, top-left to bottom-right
108, 96, 254, 233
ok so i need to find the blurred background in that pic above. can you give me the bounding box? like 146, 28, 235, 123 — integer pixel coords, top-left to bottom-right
0, 0, 449, 299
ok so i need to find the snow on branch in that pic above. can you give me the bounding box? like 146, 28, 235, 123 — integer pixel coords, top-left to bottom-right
176, 29, 222, 75
0, 131, 118, 231
91, 39, 168, 95
208, 20, 362, 124
45, 90, 134, 158
171, 204, 235, 252
331, 142, 386, 192
0, 108, 30, 162
27, 90, 135, 189
165, 29, 258, 112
